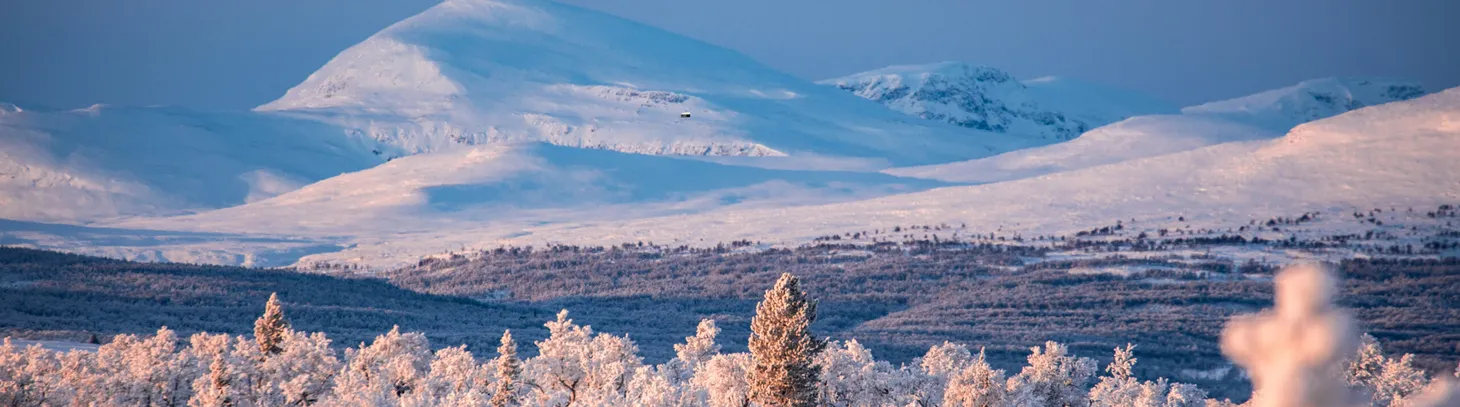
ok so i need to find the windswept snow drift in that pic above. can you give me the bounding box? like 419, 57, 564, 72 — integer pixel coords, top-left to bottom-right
820, 62, 1177, 142
0, 105, 382, 222
886, 77, 1426, 184
258, 0, 1028, 167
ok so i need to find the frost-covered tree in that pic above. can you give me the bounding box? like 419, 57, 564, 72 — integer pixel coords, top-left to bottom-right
523, 310, 642, 406
191, 356, 235, 407
401, 345, 490, 407
622, 320, 725, 407
669, 319, 721, 384
322, 326, 432, 406
1089, 344, 1143, 407
626, 365, 689, 407
1345, 334, 1430, 407
269, 330, 341, 406
944, 348, 1005, 407
81, 327, 199, 406
693, 353, 753, 407
748, 273, 826, 407
183, 329, 339, 407
815, 339, 902, 406
1005, 341, 1097, 407
1221, 264, 1363, 407
1089, 344, 1206, 407
255, 293, 291, 356
491, 330, 522, 407
920, 341, 974, 378
0, 339, 66, 406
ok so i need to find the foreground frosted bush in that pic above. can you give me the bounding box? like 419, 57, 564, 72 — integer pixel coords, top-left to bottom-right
2, 268, 1459, 406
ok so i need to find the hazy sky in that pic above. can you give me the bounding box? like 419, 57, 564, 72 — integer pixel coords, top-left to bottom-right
2, 0, 1456, 110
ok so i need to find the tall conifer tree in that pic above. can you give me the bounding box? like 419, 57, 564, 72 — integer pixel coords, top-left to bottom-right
748, 273, 825, 407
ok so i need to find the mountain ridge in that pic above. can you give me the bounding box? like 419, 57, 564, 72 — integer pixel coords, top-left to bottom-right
819, 61, 1178, 142
884, 77, 1428, 184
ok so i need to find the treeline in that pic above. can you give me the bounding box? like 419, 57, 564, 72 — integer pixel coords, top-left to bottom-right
0, 247, 554, 354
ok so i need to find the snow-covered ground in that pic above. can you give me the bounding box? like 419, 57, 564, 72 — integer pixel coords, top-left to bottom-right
113, 142, 949, 237
0, 105, 383, 222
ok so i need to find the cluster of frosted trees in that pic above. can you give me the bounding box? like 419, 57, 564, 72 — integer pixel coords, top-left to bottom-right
3, 269, 1460, 407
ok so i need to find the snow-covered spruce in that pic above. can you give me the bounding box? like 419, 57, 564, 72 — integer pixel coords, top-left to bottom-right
5, 267, 1460, 406
748, 273, 825, 407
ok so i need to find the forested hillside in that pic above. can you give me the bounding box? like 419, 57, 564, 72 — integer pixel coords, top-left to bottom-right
3, 265, 1458, 406
0, 247, 553, 352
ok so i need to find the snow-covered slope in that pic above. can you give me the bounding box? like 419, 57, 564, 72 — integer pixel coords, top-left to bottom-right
115, 142, 948, 235
885, 114, 1275, 183
819, 62, 1176, 142
1183, 77, 1424, 126
885, 77, 1426, 184
0, 104, 382, 222
257, 0, 1026, 167
367, 85, 1460, 255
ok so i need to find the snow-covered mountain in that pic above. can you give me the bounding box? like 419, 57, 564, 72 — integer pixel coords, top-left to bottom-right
425, 85, 1459, 252
1183, 77, 1424, 125
0, 0, 1032, 225
257, 0, 1029, 167
819, 62, 1177, 141
44, 85, 1445, 269
0, 104, 382, 222
885, 77, 1427, 184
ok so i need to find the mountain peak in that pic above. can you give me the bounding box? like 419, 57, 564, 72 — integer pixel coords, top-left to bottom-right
848, 61, 1018, 85
1182, 77, 1425, 125
255, 0, 1017, 166
819, 62, 1173, 141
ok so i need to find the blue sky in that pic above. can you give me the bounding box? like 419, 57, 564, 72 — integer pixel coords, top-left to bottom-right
2, 0, 1456, 110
